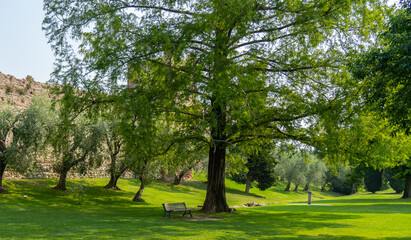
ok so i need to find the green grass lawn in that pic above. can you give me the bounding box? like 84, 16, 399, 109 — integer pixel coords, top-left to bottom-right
0, 176, 410, 239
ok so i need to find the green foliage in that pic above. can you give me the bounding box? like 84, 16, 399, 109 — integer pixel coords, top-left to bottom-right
352, 3, 411, 134
364, 168, 383, 193
0, 97, 51, 191
229, 147, 277, 191
43, 0, 388, 211
5, 85, 12, 94
386, 166, 405, 193
330, 168, 355, 195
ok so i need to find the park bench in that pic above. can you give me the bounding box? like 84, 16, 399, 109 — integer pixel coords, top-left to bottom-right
162, 202, 193, 218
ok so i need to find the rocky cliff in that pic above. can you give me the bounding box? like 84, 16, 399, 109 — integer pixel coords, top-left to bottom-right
0, 72, 49, 109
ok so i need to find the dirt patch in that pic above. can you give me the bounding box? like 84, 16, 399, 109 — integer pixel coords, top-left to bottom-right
181, 216, 224, 221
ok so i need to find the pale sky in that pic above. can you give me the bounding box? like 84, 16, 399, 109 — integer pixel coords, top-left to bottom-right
0, 0, 54, 83
0, 0, 399, 84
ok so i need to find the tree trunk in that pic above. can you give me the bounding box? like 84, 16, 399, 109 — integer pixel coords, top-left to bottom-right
105, 174, 121, 190
280, 176, 285, 182
321, 182, 326, 192
201, 143, 229, 213
245, 175, 252, 194
132, 176, 145, 202
285, 180, 292, 191
54, 169, 69, 191
0, 160, 7, 193
402, 172, 411, 199
303, 182, 310, 191
173, 170, 186, 185
294, 184, 299, 192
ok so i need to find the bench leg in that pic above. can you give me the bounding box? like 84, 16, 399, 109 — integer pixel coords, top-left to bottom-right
189, 210, 192, 217
168, 212, 173, 219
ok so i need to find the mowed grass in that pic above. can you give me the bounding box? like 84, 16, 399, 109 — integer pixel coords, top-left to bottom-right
0, 176, 410, 240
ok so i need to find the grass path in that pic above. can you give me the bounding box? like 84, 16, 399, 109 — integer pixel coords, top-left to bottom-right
0, 177, 410, 239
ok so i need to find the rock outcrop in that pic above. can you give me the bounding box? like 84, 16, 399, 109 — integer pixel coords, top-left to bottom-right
0, 72, 49, 109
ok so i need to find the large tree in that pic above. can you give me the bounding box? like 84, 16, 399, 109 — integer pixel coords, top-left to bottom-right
351, 1, 411, 198
44, 0, 386, 213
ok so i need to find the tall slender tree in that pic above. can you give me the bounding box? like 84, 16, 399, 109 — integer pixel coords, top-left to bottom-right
44, 0, 387, 213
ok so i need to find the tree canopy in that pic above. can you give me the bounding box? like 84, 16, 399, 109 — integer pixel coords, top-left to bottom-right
44, 0, 387, 213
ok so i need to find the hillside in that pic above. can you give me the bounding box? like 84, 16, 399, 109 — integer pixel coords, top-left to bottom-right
0, 72, 49, 109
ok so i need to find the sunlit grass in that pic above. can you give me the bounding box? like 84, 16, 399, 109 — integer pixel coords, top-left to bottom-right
0, 177, 410, 239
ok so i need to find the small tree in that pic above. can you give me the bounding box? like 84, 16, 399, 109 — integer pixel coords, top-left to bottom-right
228, 146, 277, 193
0, 98, 49, 193
364, 168, 383, 194
50, 115, 104, 191
304, 157, 327, 191
275, 151, 307, 192
101, 121, 130, 190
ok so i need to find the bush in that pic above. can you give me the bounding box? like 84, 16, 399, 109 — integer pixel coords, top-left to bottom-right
385, 167, 405, 193
5, 85, 12, 94
364, 168, 383, 193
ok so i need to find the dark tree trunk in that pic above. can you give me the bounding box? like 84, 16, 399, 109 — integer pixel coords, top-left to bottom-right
201, 143, 229, 213
245, 175, 252, 194
0, 160, 7, 193
294, 184, 299, 192
304, 182, 310, 191
402, 172, 411, 199
54, 168, 69, 191
105, 174, 121, 190
285, 180, 292, 191
280, 176, 285, 182
173, 170, 186, 185
321, 182, 326, 192
132, 176, 145, 202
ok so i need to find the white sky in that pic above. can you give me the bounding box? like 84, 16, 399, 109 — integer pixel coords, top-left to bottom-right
0, 0, 400, 83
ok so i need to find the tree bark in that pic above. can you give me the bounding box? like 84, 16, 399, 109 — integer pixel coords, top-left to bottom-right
0, 160, 7, 193
402, 172, 411, 199
54, 168, 69, 191
245, 175, 252, 194
285, 180, 292, 191
294, 184, 299, 192
132, 176, 145, 202
201, 142, 229, 213
104, 174, 121, 190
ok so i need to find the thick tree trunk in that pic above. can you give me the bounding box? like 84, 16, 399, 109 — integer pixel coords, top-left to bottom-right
245, 175, 252, 194
294, 184, 299, 192
201, 143, 229, 213
54, 169, 69, 191
0, 160, 7, 193
402, 172, 411, 199
285, 180, 292, 191
105, 174, 121, 190
132, 176, 145, 202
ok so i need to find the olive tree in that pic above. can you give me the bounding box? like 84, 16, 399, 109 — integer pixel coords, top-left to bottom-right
0, 97, 50, 192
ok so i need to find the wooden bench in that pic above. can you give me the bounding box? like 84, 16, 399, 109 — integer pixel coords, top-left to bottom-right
162, 202, 193, 218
